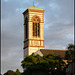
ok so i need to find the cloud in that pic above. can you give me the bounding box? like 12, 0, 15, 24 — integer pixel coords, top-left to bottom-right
1, 0, 74, 74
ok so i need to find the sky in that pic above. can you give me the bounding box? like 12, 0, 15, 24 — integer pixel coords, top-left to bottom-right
1, 0, 74, 74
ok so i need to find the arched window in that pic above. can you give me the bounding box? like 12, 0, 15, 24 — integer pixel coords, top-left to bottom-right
32, 16, 40, 37
25, 17, 28, 39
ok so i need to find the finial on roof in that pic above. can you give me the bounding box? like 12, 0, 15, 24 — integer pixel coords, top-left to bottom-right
33, 0, 34, 6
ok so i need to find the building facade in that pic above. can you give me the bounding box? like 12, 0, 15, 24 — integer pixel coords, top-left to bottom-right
23, 6, 45, 58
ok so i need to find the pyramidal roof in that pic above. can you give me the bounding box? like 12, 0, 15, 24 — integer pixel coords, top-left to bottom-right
28, 6, 44, 11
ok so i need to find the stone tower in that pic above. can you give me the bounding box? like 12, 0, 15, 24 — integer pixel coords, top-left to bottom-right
23, 6, 45, 58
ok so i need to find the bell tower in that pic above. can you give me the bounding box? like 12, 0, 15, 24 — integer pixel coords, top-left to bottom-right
23, 6, 45, 57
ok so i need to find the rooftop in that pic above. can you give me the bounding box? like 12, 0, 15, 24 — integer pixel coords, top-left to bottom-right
40, 49, 66, 58
28, 6, 45, 11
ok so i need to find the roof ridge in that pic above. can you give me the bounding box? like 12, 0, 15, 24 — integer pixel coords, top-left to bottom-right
40, 49, 66, 51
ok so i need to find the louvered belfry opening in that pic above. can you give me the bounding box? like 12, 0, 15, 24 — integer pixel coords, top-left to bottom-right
33, 16, 40, 37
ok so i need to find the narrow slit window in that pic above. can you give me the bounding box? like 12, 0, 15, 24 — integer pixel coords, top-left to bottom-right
25, 18, 28, 39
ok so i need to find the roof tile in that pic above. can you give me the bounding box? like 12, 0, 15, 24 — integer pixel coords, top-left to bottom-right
40, 49, 66, 58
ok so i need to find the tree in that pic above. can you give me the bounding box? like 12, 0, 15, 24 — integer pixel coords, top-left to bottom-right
21, 53, 66, 75
4, 69, 21, 75
4, 70, 16, 75
16, 69, 21, 75
65, 44, 75, 62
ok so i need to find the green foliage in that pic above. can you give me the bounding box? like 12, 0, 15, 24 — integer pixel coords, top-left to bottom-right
16, 69, 21, 75
4, 70, 16, 75
21, 53, 66, 75
4, 69, 21, 75
65, 44, 75, 61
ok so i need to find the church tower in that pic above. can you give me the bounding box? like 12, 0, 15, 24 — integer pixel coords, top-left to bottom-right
23, 6, 45, 57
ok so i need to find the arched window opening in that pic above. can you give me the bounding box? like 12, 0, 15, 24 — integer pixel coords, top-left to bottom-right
25, 17, 28, 39
32, 16, 40, 37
